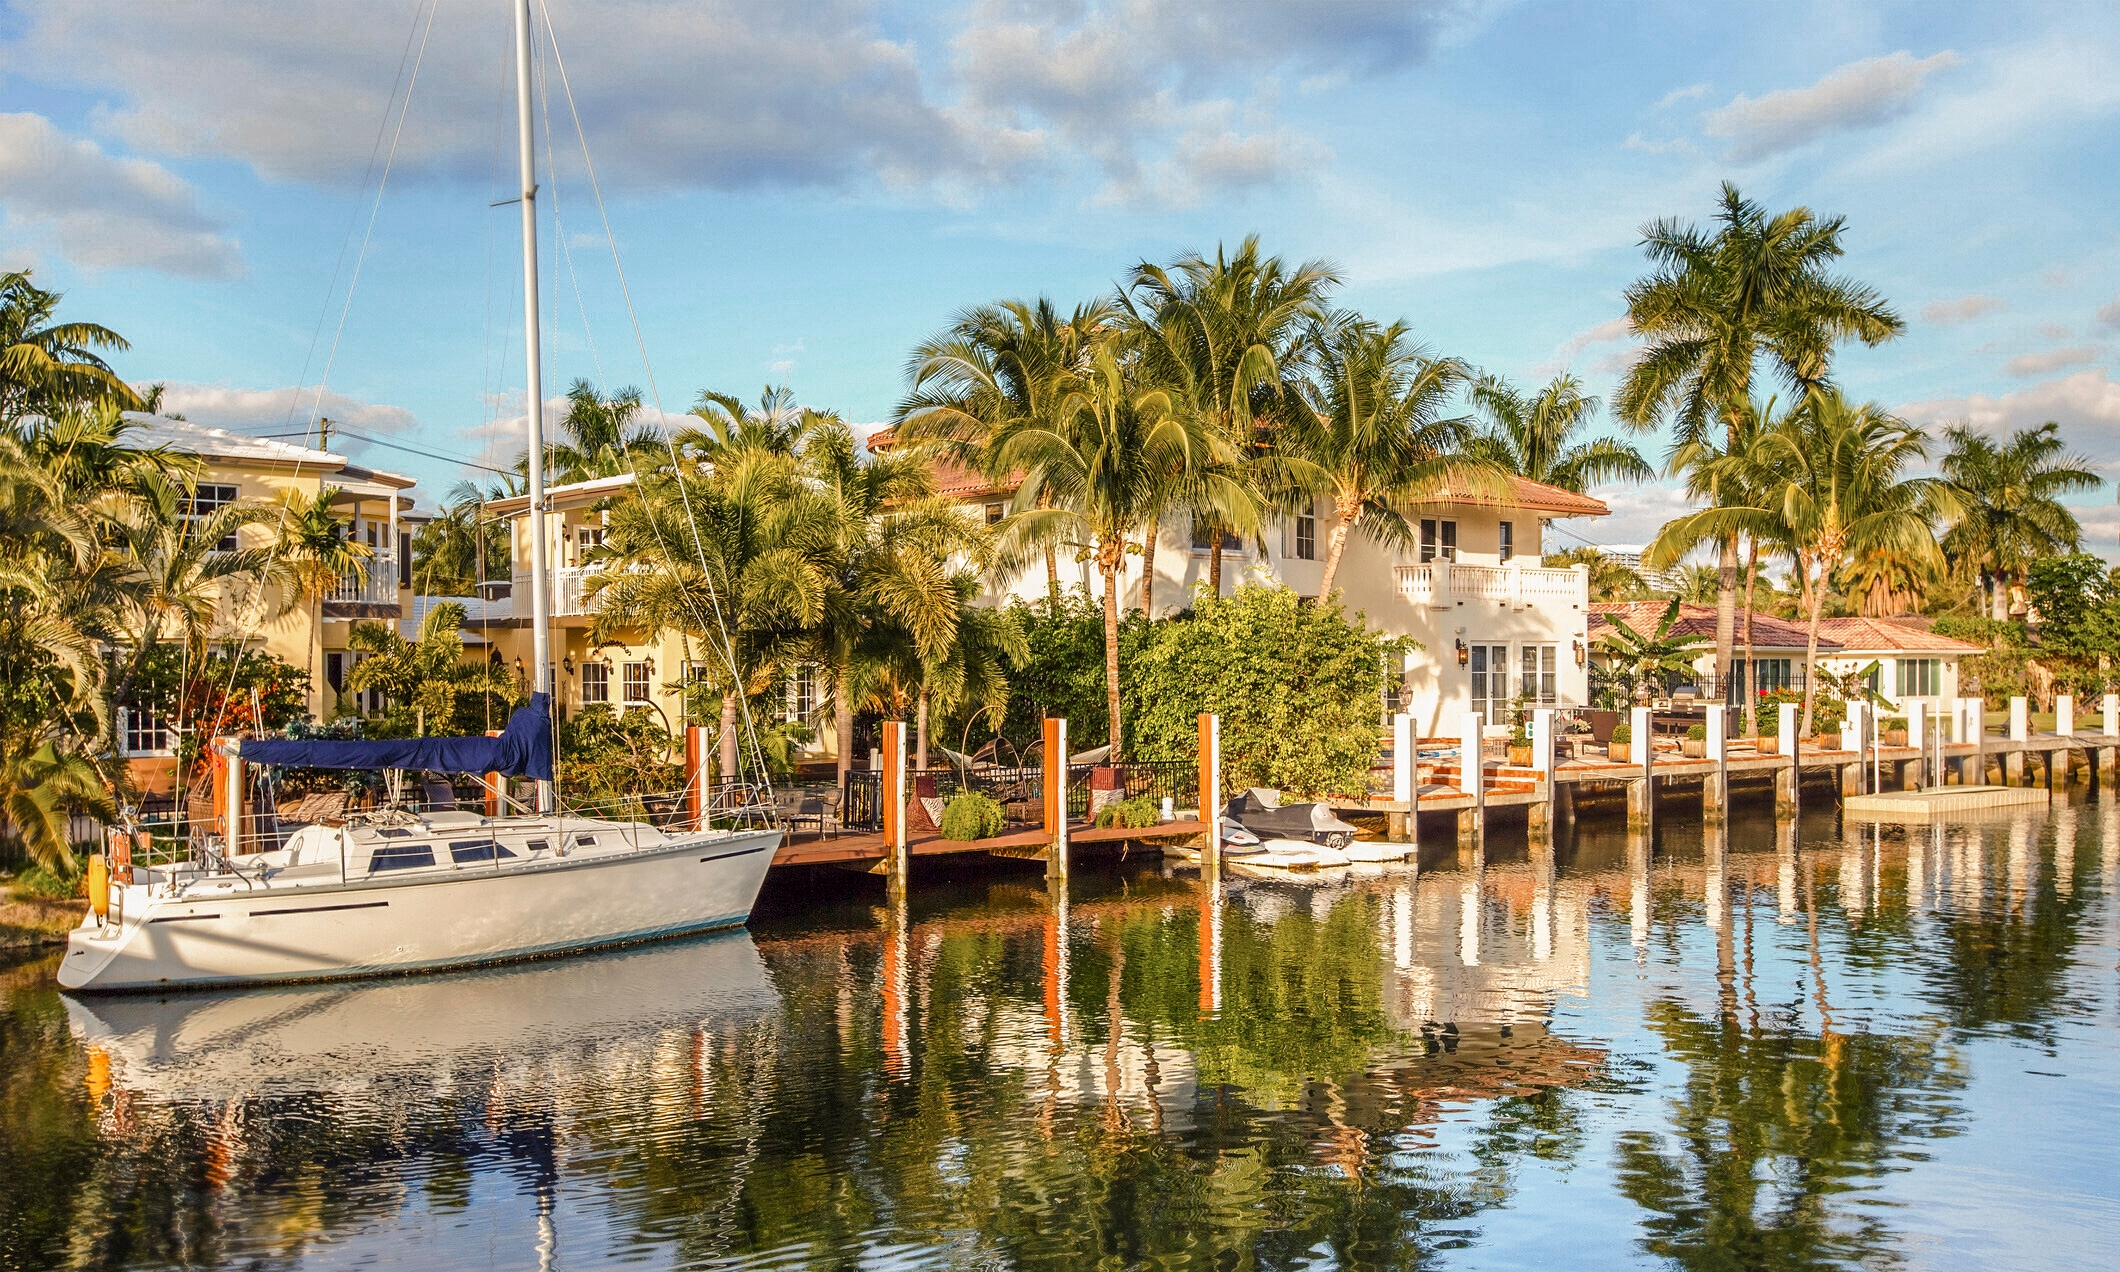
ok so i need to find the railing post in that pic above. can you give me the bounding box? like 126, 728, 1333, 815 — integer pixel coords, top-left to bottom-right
1776, 701, 1799, 816
1043, 716, 1069, 881
882, 721, 908, 898
1705, 702, 1728, 817
1198, 712, 1220, 877
1390, 711, 1413, 842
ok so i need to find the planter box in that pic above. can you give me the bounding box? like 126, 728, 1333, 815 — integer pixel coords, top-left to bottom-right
1508, 744, 1534, 766
1609, 742, 1633, 764
1884, 730, 1909, 746
1680, 740, 1706, 758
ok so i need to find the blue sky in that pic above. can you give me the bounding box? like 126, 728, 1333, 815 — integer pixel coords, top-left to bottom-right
4, 0, 2118, 552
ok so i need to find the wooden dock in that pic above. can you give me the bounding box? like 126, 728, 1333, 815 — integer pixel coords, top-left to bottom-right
774, 819, 1207, 870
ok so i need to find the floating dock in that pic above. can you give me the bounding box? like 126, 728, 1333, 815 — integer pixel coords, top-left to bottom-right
1842, 785, 2050, 821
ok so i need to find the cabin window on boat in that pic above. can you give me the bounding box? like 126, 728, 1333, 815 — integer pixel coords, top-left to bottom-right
526, 839, 550, 854
449, 840, 516, 864
573, 834, 598, 849
623, 662, 652, 704
581, 661, 610, 704
368, 844, 436, 872
1419, 519, 1457, 563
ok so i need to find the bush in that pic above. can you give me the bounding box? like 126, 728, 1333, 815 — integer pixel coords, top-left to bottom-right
1610, 722, 1632, 744
1685, 723, 1706, 741
1093, 793, 1161, 829
1127, 584, 1414, 798
938, 791, 1006, 841
10, 860, 85, 900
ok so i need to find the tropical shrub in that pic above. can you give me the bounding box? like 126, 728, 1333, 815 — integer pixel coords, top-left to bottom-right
1610, 722, 1632, 744
1093, 793, 1160, 830
995, 589, 1151, 753
1127, 585, 1412, 798
557, 706, 679, 815
1685, 723, 1706, 741
939, 791, 1005, 841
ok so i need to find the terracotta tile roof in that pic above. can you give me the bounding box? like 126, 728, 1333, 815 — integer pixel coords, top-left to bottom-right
1813, 616, 1984, 654
1417, 475, 1609, 517
1588, 601, 1835, 651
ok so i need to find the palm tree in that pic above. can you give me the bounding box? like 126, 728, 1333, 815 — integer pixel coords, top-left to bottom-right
996, 345, 1242, 758
909, 580, 1026, 770
532, 379, 661, 484
410, 478, 517, 597
1469, 372, 1652, 493
1936, 421, 2100, 620
1285, 314, 1502, 597
1596, 598, 1701, 704
344, 601, 523, 735
0, 269, 141, 423
1616, 183, 1904, 693
685, 385, 838, 465
1124, 236, 1339, 596
274, 487, 371, 694
1544, 546, 1647, 602
0, 740, 112, 870
896, 297, 1111, 606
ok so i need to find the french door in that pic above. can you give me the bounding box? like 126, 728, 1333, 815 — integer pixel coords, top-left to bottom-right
1469, 644, 1510, 727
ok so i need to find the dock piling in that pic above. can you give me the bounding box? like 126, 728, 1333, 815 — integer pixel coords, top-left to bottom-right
1704, 703, 1728, 820
1629, 705, 1653, 829
1775, 702, 1799, 817
1196, 713, 1219, 878
882, 721, 909, 899
2008, 697, 2029, 785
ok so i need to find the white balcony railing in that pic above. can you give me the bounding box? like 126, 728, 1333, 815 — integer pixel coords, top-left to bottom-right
327, 554, 398, 605
513, 565, 604, 617
1395, 560, 1588, 612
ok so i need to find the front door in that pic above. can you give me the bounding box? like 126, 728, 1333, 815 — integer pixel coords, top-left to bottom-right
1470, 643, 1510, 728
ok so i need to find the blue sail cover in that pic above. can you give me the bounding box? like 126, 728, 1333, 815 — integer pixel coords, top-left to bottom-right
237, 693, 554, 781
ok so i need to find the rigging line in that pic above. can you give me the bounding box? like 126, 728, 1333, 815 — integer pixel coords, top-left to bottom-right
278, 0, 428, 438
536, 44, 611, 394
205, 0, 442, 746
537, 0, 774, 790
245, 426, 515, 475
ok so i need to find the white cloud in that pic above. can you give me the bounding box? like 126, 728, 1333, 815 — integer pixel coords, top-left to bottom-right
1703, 50, 1963, 163
1532, 316, 1633, 377
2004, 346, 2101, 377
151, 383, 418, 437
1922, 295, 2005, 326
0, 112, 241, 278
1852, 34, 2120, 174
1899, 369, 2120, 459
1556, 480, 1699, 550
1621, 131, 1698, 156
1654, 83, 1710, 110
2097, 298, 2120, 329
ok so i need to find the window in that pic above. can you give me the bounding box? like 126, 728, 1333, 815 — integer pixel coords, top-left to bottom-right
184, 484, 241, 551
985, 502, 1004, 526
1499, 521, 1514, 562
368, 844, 436, 873
581, 661, 610, 704
1897, 658, 1941, 697
1469, 643, 1509, 725
1420, 518, 1458, 563
623, 661, 652, 704
326, 652, 347, 694
1295, 507, 1316, 561
1519, 644, 1557, 706
1191, 519, 1242, 552
399, 531, 412, 588
573, 525, 605, 565
449, 840, 518, 865
785, 665, 817, 724
1729, 658, 1795, 703
121, 708, 172, 755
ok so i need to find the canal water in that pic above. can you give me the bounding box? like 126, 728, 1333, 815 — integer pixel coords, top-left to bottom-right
4, 802, 2118, 1270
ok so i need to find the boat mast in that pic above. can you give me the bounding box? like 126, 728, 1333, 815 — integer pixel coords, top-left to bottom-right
514, 0, 554, 812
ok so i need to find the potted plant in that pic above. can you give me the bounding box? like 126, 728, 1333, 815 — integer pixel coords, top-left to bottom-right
1681, 722, 1707, 758
1883, 717, 1909, 746
1509, 718, 1533, 767
1609, 721, 1632, 764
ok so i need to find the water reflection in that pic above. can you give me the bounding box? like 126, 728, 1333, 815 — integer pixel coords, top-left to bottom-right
1, 797, 2116, 1268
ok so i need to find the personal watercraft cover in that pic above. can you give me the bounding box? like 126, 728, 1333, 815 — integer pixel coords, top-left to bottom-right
234, 693, 554, 780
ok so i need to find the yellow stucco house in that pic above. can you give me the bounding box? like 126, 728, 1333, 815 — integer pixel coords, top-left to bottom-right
116, 414, 418, 792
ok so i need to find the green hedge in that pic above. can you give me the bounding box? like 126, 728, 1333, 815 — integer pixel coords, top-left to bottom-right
1093, 794, 1161, 830
939, 791, 1006, 841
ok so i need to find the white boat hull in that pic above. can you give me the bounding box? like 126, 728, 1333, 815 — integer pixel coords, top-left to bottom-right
58, 827, 780, 993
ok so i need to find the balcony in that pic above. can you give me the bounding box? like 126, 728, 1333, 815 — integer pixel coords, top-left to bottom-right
1396, 560, 1588, 612
322, 553, 400, 617
512, 565, 604, 618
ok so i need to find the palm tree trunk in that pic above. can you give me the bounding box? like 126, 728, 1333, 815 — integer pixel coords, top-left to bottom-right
1741, 542, 1760, 737
916, 688, 930, 771
1800, 565, 1826, 738
834, 667, 854, 789
1041, 488, 1060, 609
1208, 534, 1223, 597
1318, 498, 1358, 597
1099, 552, 1123, 761
1990, 569, 2006, 621
1714, 537, 1737, 704
719, 690, 739, 784
1140, 515, 1157, 619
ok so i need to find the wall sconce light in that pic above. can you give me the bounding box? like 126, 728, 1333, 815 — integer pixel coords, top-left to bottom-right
513, 656, 525, 678
1454, 638, 1469, 667
1573, 639, 1586, 668
562, 654, 574, 675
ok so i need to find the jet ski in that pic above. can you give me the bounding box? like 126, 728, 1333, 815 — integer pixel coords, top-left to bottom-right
1218, 790, 1356, 869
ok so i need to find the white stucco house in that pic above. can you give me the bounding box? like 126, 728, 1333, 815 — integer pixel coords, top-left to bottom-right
868, 429, 1610, 739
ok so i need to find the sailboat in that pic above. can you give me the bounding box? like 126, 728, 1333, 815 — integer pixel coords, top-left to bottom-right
57, 0, 783, 993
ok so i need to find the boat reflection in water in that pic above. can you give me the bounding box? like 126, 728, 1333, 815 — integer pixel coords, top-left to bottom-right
11, 802, 2118, 1268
